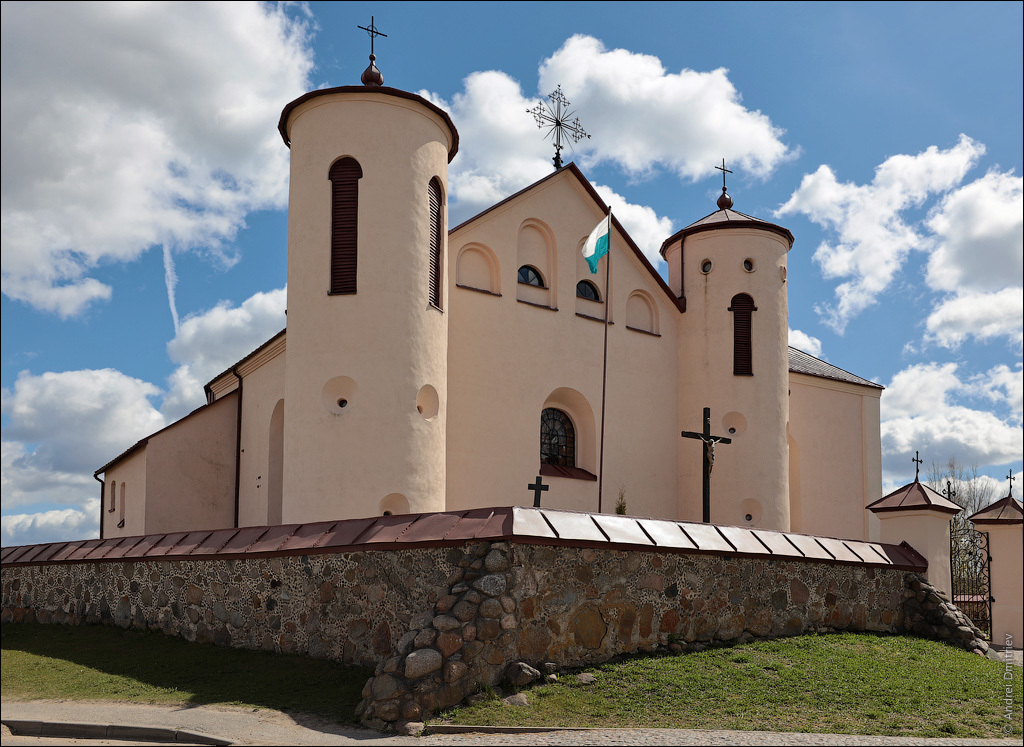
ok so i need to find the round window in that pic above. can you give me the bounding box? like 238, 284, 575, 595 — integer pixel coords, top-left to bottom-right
743, 258, 755, 272
700, 259, 713, 274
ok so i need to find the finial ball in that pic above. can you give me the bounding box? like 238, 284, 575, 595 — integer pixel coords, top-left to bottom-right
717, 187, 733, 210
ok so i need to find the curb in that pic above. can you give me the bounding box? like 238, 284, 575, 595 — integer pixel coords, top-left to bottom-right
423, 724, 586, 734
2, 719, 231, 745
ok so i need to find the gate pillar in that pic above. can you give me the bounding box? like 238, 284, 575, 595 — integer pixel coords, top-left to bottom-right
970, 495, 1024, 650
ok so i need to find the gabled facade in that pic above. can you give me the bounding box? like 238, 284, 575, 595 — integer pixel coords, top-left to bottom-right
98, 78, 884, 544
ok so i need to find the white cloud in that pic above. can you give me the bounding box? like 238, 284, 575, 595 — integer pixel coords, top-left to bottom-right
777, 135, 985, 332
0, 2, 313, 317
2, 500, 100, 546
924, 288, 1024, 349
431, 35, 790, 224
2, 369, 165, 476
925, 170, 1024, 293
590, 184, 673, 265
966, 363, 1024, 423
538, 35, 792, 181
788, 328, 823, 359
880, 362, 1022, 477
162, 287, 287, 420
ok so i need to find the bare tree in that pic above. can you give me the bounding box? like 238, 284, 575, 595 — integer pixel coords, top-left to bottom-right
926, 457, 995, 532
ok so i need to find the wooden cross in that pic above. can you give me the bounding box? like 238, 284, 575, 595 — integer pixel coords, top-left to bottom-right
680, 407, 733, 523
912, 450, 923, 481
528, 475, 549, 508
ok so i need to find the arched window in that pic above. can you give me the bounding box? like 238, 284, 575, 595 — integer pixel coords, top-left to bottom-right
428, 178, 443, 308
576, 280, 600, 301
540, 408, 576, 467
328, 157, 362, 295
109, 481, 117, 513
518, 265, 545, 287
118, 482, 126, 528
729, 293, 757, 376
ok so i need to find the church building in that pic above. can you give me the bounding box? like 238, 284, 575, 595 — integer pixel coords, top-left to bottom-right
96, 59, 886, 545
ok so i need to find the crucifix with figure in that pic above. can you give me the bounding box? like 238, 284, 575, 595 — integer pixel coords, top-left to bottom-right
681, 407, 732, 523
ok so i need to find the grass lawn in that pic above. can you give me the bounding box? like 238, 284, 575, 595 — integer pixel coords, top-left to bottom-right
3, 624, 1020, 738
436, 633, 1022, 739
1, 623, 372, 724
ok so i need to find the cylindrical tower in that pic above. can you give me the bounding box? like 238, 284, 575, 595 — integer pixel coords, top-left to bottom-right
663, 188, 794, 530
277, 71, 458, 523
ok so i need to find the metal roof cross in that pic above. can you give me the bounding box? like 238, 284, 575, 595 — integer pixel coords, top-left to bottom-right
528, 85, 590, 170
357, 16, 387, 56
942, 479, 957, 503
1008, 468, 1016, 497
715, 158, 733, 190
913, 448, 929, 477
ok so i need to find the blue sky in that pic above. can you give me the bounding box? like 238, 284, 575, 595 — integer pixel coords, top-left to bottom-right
2, 1, 1021, 545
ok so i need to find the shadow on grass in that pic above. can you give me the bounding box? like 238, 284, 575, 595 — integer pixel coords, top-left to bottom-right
1, 622, 373, 727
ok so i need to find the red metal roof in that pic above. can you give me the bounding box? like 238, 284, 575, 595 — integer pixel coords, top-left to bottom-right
866, 480, 962, 514
0, 506, 926, 572
969, 494, 1023, 524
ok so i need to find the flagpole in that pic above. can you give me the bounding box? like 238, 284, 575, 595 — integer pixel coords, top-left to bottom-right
597, 207, 611, 514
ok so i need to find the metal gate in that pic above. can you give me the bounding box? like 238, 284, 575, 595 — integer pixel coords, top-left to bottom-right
950, 524, 992, 638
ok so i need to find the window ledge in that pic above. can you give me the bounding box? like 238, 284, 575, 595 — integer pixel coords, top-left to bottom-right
625, 325, 661, 337
456, 283, 502, 297
428, 302, 444, 313
540, 464, 597, 481
327, 290, 357, 296
517, 299, 558, 311
576, 312, 613, 324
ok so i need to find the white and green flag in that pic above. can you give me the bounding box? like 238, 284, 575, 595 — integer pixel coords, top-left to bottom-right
582, 214, 610, 274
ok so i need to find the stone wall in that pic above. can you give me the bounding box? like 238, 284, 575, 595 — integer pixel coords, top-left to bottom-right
1, 537, 987, 733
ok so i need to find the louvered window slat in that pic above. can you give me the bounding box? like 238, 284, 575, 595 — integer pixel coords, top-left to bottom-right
729, 293, 756, 376
428, 178, 443, 308
328, 158, 362, 294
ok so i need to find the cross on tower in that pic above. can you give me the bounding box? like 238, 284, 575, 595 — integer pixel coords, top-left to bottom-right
1007, 469, 1016, 497
912, 450, 923, 481
357, 16, 387, 56
680, 407, 733, 523
715, 158, 732, 189
528, 475, 549, 508
528, 85, 590, 170
942, 479, 957, 503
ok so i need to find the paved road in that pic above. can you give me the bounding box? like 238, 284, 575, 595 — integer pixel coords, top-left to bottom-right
1, 701, 1019, 747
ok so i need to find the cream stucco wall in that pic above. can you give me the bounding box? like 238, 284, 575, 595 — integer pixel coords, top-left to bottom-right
233, 338, 286, 527
447, 171, 678, 517
876, 509, 953, 597
671, 228, 790, 530
788, 372, 882, 541
102, 447, 148, 538
281, 91, 453, 523
985, 523, 1023, 649
143, 393, 238, 534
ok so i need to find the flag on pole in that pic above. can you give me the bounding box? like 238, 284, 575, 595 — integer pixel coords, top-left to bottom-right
582, 214, 611, 274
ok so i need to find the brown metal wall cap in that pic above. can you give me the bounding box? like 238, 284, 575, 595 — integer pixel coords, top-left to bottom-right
866, 480, 962, 514
968, 494, 1023, 524
659, 207, 794, 258
277, 85, 459, 162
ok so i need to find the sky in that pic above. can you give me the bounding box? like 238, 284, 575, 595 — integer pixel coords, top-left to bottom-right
2, 1, 1022, 546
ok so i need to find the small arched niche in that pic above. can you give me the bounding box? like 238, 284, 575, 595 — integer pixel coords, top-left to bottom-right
267, 399, 284, 525
625, 290, 658, 335
517, 220, 555, 307
380, 493, 409, 516
456, 243, 500, 295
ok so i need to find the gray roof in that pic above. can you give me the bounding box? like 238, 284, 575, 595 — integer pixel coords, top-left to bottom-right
788, 347, 883, 390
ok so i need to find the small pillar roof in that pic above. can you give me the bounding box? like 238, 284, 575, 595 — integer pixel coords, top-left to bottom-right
968, 494, 1024, 525
867, 479, 962, 515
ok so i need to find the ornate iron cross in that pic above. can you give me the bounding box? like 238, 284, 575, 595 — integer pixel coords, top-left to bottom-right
680, 407, 733, 523
357, 16, 387, 56
942, 480, 957, 503
912, 450, 923, 481
528, 85, 590, 170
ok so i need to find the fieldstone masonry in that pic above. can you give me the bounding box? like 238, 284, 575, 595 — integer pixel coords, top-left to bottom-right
1, 537, 991, 733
